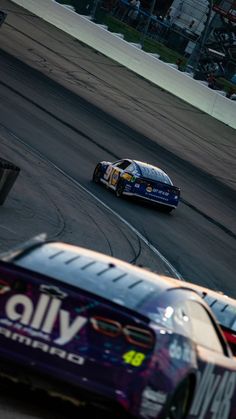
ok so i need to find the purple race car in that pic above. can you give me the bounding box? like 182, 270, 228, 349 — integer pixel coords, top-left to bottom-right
92, 159, 180, 213
0, 236, 236, 419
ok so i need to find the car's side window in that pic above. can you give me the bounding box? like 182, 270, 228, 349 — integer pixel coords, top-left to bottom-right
172, 304, 192, 337
205, 299, 236, 332
185, 301, 225, 354
126, 163, 136, 173
115, 160, 131, 170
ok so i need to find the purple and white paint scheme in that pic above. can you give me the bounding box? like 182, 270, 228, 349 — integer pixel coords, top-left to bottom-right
0, 236, 235, 418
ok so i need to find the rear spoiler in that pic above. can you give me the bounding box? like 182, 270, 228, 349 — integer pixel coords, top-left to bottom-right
136, 177, 180, 192
0, 234, 47, 262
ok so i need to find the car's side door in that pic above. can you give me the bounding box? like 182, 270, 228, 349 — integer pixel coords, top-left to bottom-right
184, 300, 236, 419
104, 160, 132, 188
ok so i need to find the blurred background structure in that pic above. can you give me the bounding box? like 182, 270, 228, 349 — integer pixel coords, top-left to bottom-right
58, 0, 236, 91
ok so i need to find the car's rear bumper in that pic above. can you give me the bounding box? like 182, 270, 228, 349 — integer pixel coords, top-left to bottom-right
0, 353, 128, 415
123, 191, 179, 209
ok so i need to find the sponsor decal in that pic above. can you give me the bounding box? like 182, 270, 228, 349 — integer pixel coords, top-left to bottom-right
122, 173, 132, 181
0, 325, 84, 365
153, 189, 169, 197
140, 399, 162, 418
190, 363, 236, 419
111, 169, 120, 186
112, 172, 119, 181
142, 387, 167, 404
104, 164, 113, 181
146, 186, 153, 193
0, 318, 50, 340
152, 195, 168, 201
134, 183, 140, 188
169, 339, 193, 363
140, 387, 167, 418
3, 291, 87, 345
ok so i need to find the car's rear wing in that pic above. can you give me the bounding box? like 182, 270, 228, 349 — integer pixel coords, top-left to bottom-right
134, 177, 180, 195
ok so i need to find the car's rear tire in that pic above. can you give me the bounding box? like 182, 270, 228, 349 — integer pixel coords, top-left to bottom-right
164, 377, 192, 419
92, 164, 102, 184
115, 180, 124, 197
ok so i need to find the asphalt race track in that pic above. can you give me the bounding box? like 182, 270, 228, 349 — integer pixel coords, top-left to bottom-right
0, 1, 235, 417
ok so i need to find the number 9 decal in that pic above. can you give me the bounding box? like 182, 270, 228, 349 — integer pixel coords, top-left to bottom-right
104, 165, 113, 180
110, 169, 120, 186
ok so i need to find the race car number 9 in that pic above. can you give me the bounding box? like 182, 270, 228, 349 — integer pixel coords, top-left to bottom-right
123, 351, 146, 367
104, 165, 113, 180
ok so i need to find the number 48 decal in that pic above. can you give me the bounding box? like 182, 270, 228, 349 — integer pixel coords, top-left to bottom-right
123, 351, 146, 367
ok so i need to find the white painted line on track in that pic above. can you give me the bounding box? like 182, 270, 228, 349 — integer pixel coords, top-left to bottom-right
6, 129, 182, 279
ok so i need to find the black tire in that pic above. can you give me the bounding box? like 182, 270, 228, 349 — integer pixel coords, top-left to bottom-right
92, 164, 102, 184
162, 206, 174, 214
164, 378, 192, 419
115, 180, 124, 197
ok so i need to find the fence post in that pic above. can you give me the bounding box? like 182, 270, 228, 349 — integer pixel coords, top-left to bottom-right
186, 0, 213, 75
140, 0, 157, 48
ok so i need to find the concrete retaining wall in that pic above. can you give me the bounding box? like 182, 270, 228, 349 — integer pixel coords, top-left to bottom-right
10, 0, 236, 129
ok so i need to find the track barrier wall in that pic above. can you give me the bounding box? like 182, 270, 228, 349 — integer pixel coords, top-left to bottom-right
9, 0, 236, 129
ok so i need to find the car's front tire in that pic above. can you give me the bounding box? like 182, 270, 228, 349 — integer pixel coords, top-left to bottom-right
92, 164, 102, 184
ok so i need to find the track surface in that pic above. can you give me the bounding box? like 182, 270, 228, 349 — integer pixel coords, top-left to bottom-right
0, 1, 235, 417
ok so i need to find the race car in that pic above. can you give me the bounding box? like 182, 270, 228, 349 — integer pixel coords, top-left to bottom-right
178, 281, 236, 356
0, 236, 236, 419
92, 159, 180, 212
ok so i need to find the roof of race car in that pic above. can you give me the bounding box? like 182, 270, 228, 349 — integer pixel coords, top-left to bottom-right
160, 275, 236, 332
133, 160, 173, 185
0, 237, 194, 311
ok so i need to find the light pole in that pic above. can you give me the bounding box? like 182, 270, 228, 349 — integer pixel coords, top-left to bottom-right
91, 0, 100, 20
140, 0, 157, 48
187, 0, 213, 75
